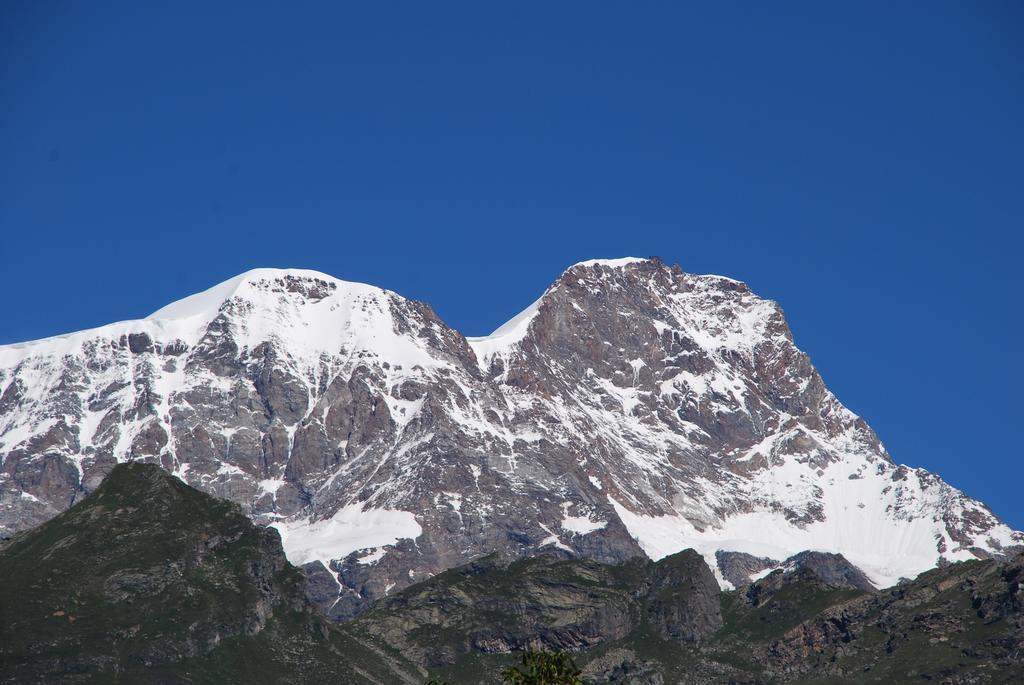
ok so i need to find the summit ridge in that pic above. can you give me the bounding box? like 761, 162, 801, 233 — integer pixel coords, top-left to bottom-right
1, 258, 1018, 619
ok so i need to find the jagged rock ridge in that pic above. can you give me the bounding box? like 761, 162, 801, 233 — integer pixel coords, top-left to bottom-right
1, 259, 1019, 618
351, 545, 1024, 684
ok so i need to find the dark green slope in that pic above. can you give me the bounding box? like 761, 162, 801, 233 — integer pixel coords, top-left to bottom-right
346, 549, 741, 684
349, 549, 1024, 684
751, 557, 1024, 683
0, 463, 421, 684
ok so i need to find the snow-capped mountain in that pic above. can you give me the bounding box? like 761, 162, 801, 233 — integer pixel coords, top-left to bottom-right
1, 259, 1019, 618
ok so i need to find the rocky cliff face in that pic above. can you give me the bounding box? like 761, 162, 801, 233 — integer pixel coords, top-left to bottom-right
349, 549, 723, 674
1, 259, 1019, 618
349, 543, 1024, 684
746, 552, 1024, 683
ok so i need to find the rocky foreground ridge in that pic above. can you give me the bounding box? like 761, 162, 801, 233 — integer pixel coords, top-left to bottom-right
0, 463, 422, 684
2, 464, 1021, 684
1, 258, 1020, 618
353, 541, 1024, 684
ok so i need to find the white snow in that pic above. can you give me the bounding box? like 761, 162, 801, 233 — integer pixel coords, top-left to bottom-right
258, 479, 286, 496
608, 444, 1021, 591
560, 503, 608, 535
356, 547, 388, 565
216, 463, 245, 476
467, 294, 545, 370
0, 268, 445, 383
271, 502, 422, 567
147, 270, 257, 321
172, 462, 191, 483
443, 491, 463, 512
571, 257, 646, 269
538, 523, 574, 552
749, 567, 777, 583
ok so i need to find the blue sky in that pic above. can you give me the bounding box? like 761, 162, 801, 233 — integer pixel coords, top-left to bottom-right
1, 2, 1022, 528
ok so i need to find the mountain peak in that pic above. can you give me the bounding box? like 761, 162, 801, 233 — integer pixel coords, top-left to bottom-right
91, 460, 182, 501
467, 257, 667, 362
146, 267, 387, 321
1, 259, 1019, 621
567, 256, 651, 270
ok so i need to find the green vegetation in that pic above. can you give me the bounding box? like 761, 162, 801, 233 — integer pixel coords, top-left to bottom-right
0, 463, 422, 684
499, 651, 584, 685
368, 547, 1024, 684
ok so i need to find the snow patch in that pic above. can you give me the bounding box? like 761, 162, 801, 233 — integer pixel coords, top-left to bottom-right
258, 479, 285, 496
272, 503, 422, 567
538, 523, 574, 552
468, 294, 545, 369
356, 547, 388, 565
608, 478, 984, 591
560, 502, 608, 535
749, 566, 778, 583
571, 257, 646, 269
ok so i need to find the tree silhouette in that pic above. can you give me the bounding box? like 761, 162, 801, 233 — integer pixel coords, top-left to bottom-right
499, 651, 584, 685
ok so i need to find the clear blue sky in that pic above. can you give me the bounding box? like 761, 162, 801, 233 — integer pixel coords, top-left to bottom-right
1, 2, 1022, 528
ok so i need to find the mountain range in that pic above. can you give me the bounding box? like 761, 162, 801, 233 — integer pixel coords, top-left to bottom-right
1, 257, 1019, 620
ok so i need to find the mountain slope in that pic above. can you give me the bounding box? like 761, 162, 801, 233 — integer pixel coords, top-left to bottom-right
0, 462, 421, 684
349, 545, 1024, 684
1, 259, 1019, 618
4, 462, 1019, 684
348, 549, 733, 683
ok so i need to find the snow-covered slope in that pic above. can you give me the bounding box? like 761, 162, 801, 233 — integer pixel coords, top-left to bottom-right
1, 259, 1019, 617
